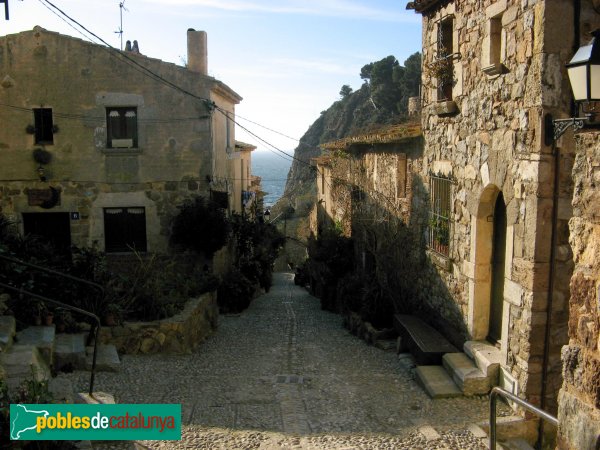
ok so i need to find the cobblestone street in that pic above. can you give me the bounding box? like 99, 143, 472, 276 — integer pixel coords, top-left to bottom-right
62, 273, 506, 449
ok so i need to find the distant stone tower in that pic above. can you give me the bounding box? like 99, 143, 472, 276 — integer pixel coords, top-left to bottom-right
408, 96, 421, 118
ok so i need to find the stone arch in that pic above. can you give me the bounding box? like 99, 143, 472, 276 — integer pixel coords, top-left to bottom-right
469, 184, 503, 340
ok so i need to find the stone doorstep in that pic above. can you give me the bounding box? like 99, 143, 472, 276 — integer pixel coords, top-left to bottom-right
442, 353, 492, 396
0, 344, 51, 389
15, 325, 56, 366
479, 416, 539, 447
464, 340, 503, 380
54, 333, 87, 371
85, 344, 121, 372
414, 365, 462, 399
0, 315, 16, 352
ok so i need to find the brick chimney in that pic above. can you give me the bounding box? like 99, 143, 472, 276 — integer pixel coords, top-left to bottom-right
187, 29, 207, 75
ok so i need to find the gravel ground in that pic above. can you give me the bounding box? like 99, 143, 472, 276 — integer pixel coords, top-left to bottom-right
59, 272, 510, 449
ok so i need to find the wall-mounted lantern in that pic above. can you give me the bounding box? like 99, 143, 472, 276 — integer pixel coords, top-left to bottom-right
547, 29, 600, 143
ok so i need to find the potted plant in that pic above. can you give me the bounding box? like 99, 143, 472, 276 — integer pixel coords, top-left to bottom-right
32, 148, 53, 165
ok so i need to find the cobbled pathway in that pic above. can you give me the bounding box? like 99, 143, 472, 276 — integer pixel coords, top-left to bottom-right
61, 273, 509, 449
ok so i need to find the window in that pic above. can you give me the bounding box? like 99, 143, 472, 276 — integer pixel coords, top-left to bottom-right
103, 207, 147, 252
483, 15, 505, 75
33, 108, 54, 145
437, 16, 454, 101
396, 154, 407, 198
23, 212, 70, 252
428, 174, 451, 256
106, 107, 138, 148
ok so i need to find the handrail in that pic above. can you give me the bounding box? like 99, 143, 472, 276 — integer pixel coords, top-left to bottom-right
489, 386, 558, 450
0, 254, 105, 297
0, 254, 104, 396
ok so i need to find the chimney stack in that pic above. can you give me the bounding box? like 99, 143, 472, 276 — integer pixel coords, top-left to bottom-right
187, 29, 208, 75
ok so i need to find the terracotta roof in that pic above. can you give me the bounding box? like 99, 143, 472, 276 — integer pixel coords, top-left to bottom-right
320, 123, 421, 151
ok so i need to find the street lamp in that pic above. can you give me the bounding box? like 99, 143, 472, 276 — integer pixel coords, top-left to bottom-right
548, 29, 600, 143
264, 208, 271, 222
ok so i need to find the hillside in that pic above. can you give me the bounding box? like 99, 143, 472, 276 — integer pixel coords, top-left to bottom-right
273, 53, 421, 266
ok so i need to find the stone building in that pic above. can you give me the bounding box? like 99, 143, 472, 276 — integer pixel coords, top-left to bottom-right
312, 123, 423, 238
404, 0, 600, 446
556, 131, 600, 449
0, 26, 248, 255
310, 124, 424, 314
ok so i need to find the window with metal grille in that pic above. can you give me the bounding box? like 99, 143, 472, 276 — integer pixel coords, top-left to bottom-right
428, 174, 451, 256
437, 16, 454, 101
33, 108, 54, 145
103, 207, 147, 253
106, 107, 138, 148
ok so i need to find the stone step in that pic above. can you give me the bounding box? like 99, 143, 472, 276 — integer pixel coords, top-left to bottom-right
76, 391, 116, 404
414, 365, 462, 399
0, 315, 16, 352
54, 333, 86, 371
443, 352, 493, 395
16, 325, 56, 366
0, 344, 51, 390
479, 416, 539, 447
48, 377, 76, 404
464, 340, 503, 382
499, 437, 536, 450
86, 344, 120, 372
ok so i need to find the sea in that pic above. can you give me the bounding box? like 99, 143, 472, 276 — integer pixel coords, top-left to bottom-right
251, 151, 292, 207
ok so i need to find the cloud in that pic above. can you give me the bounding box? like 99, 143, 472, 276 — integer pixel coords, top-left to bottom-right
140, 0, 418, 22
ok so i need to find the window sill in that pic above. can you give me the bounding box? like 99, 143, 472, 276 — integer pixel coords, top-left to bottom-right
433, 100, 458, 116
102, 147, 143, 156
426, 249, 452, 272
482, 63, 506, 77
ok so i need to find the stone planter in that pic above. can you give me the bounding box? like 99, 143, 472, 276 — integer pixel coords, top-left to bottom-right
99, 291, 218, 355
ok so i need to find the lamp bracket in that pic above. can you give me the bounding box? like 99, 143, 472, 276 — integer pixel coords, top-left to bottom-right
552, 117, 588, 141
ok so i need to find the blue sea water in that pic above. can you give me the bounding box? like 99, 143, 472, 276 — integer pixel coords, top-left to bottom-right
251, 151, 292, 207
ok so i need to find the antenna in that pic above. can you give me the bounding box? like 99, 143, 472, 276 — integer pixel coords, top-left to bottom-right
114, 1, 129, 50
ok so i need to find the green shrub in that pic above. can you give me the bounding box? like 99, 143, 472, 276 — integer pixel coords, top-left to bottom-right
170, 196, 230, 257
217, 269, 254, 314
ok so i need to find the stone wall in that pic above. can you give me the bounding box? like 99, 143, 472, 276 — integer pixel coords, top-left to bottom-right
556, 132, 600, 450
412, 0, 592, 414
0, 27, 241, 253
99, 291, 218, 354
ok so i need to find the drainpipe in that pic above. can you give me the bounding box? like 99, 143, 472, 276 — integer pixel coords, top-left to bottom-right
538, 1, 580, 446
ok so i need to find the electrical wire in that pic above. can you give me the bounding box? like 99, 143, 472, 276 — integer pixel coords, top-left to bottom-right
29, 1, 338, 201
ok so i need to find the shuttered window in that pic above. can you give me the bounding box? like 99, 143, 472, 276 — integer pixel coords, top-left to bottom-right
33, 108, 54, 145
106, 107, 138, 148
103, 207, 147, 252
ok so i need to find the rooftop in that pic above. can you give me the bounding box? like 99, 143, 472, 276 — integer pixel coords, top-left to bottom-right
320, 122, 422, 151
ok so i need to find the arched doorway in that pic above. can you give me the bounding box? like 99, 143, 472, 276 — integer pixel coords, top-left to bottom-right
469, 185, 507, 343
488, 192, 506, 343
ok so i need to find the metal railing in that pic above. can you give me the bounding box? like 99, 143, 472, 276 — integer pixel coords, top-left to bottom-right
0, 254, 104, 395
489, 386, 558, 450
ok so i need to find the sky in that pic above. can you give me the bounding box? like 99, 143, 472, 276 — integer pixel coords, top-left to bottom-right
1, 0, 422, 154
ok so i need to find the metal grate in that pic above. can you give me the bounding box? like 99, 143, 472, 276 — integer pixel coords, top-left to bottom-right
428, 174, 451, 256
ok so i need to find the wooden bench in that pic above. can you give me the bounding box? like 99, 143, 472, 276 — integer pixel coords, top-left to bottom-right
394, 314, 458, 365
